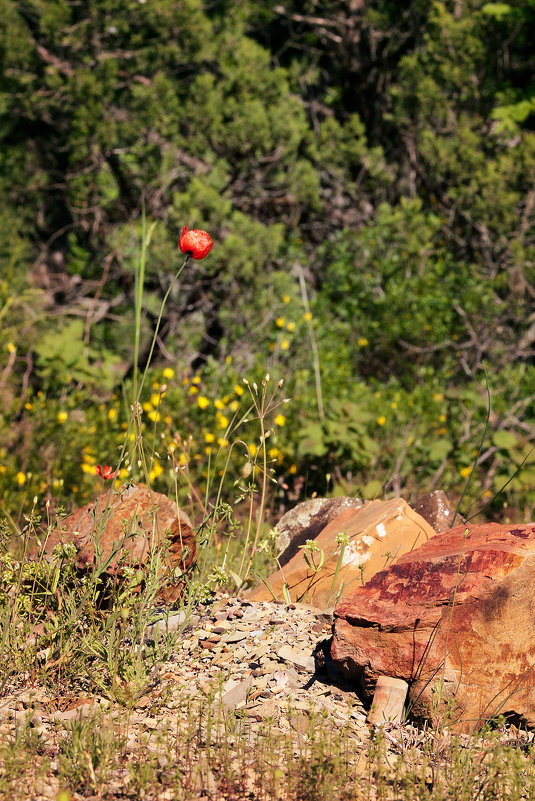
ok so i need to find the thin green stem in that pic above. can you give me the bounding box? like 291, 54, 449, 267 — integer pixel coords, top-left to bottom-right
133, 208, 156, 402
241, 396, 269, 584
296, 262, 324, 420
135, 256, 190, 406
451, 367, 490, 527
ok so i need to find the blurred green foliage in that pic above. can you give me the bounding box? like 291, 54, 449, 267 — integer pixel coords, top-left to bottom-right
1, 0, 535, 526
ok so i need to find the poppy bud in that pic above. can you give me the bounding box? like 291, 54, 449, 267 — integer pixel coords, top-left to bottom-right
179, 226, 214, 260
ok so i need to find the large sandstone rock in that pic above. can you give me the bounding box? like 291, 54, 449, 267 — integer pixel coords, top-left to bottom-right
246, 498, 436, 609
45, 483, 196, 602
274, 491, 458, 569
331, 522, 535, 732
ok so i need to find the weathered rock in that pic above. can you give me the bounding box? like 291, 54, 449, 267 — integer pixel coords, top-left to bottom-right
274, 496, 365, 567
44, 483, 196, 602
331, 521, 535, 732
246, 498, 436, 609
409, 490, 463, 533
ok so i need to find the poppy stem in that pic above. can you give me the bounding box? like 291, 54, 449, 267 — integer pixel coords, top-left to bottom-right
135, 255, 190, 406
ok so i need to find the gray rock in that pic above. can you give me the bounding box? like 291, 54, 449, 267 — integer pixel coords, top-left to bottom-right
409, 490, 464, 533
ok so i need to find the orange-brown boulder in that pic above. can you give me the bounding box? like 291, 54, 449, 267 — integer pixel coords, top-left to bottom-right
331, 522, 535, 732
45, 483, 196, 602
246, 498, 436, 609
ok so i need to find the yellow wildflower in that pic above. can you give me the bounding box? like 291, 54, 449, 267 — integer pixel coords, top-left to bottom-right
358, 337, 368, 347
214, 399, 225, 410
376, 416, 386, 426
460, 466, 472, 478
286, 321, 295, 332
150, 393, 161, 407
192, 375, 201, 384
282, 294, 290, 303
163, 367, 175, 379
216, 412, 229, 429
280, 339, 289, 350
57, 411, 68, 424
15, 472, 27, 485
276, 317, 285, 327
205, 432, 215, 443
289, 464, 297, 474
303, 311, 312, 322
149, 462, 164, 481
234, 384, 244, 396
7, 342, 15, 353
197, 396, 210, 409
108, 408, 117, 421
148, 410, 161, 422
274, 414, 286, 426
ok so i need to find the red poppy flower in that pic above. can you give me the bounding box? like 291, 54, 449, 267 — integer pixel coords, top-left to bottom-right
95, 464, 116, 479
179, 226, 213, 260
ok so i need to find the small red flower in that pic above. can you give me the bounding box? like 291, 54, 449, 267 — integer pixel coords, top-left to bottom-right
179, 226, 213, 260
95, 464, 116, 480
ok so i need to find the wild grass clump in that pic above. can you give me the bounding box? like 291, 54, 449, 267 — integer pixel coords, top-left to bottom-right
2, 692, 535, 800
0, 500, 169, 703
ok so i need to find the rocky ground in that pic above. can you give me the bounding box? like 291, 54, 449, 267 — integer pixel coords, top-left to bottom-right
1, 595, 533, 801
0, 596, 375, 799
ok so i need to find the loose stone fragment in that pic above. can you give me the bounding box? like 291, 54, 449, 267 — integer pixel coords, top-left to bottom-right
277, 644, 315, 673
221, 676, 255, 709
